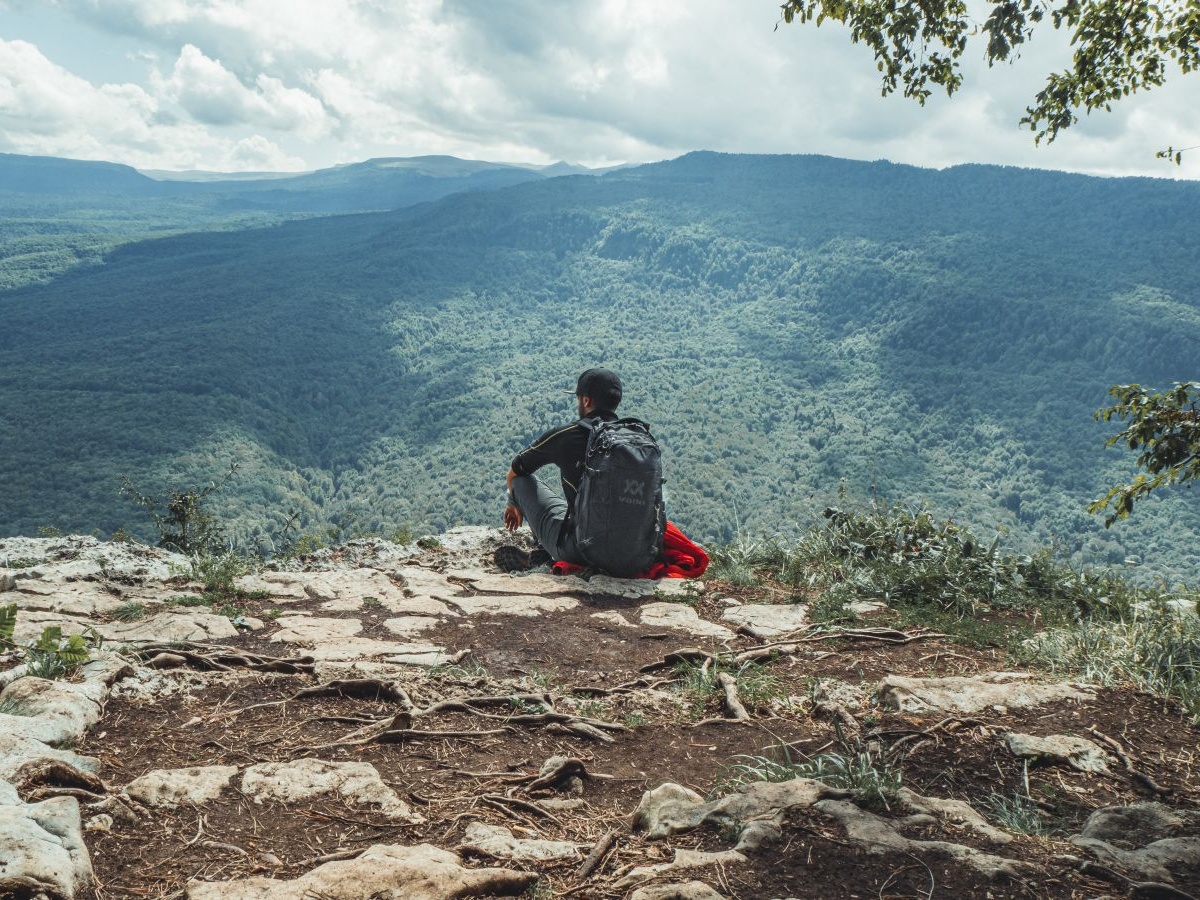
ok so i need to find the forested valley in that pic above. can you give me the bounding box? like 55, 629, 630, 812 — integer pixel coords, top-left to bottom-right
2, 151, 1198, 580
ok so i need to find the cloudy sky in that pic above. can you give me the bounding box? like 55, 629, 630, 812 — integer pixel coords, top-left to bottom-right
1, 0, 1198, 179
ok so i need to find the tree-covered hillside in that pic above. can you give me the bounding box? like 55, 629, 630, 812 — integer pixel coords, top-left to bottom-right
2, 152, 1198, 579
0, 153, 547, 292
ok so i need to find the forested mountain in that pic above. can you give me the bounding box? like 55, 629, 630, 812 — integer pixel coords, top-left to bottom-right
0, 153, 552, 291
2, 152, 1198, 579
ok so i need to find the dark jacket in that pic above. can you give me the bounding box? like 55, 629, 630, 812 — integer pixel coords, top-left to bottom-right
511, 410, 618, 526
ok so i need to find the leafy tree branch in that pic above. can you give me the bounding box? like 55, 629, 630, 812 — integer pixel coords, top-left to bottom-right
1090, 382, 1200, 525
778, 0, 1200, 143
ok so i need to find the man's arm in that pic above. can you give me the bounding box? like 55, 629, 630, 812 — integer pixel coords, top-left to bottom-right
504, 467, 522, 530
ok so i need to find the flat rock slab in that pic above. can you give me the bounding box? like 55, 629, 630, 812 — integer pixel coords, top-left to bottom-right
241, 758, 420, 822
720, 603, 807, 637
186, 842, 535, 899
0, 535, 184, 582
269, 615, 453, 663
4, 581, 132, 617
98, 612, 240, 644
449, 594, 579, 616
877, 673, 1094, 715
124, 766, 239, 807
630, 882, 726, 900
460, 822, 580, 862
638, 603, 735, 639
243, 569, 456, 617
1005, 733, 1112, 773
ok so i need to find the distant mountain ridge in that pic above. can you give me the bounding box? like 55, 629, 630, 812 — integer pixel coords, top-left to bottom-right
0, 151, 574, 213
2, 151, 1198, 578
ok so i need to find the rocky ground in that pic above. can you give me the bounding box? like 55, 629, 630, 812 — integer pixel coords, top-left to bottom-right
0, 528, 1198, 900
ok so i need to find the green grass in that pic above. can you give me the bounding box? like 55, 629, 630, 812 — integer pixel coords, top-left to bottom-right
166, 594, 209, 607
984, 792, 1054, 836
0, 557, 43, 569
0, 698, 33, 716
717, 739, 902, 811
111, 601, 148, 622
1023, 602, 1200, 721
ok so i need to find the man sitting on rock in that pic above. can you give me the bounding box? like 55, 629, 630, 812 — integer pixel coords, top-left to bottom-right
496, 367, 625, 572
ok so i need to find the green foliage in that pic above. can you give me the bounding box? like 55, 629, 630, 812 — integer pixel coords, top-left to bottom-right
1090, 382, 1200, 526
0, 603, 99, 680
120, 462, 239, 555
184, 551, 253, 601
0, 698, 33, 716
0, 604, 16, 644
111, 601, 147, 622
1024, 601, 1200, 721
984, 791, 1054, 836
742, 502, 1081, 620
166, 594, 209, 607
673, 658, 784, 712
1, 557, 43, 569
719, 737, 901, 811
778, 0, 1200, 144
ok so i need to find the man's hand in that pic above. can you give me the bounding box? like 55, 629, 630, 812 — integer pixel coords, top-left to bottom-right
504, 503, 523, 531
504, 467, 522, 530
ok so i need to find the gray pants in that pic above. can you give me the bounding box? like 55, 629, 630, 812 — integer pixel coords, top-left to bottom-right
510, 474, 585, 565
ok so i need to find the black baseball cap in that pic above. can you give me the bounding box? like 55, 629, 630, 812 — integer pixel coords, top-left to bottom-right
564, 367, 622, 409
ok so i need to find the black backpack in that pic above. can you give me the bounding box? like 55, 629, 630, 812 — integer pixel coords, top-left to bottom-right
573, 417, 666, 577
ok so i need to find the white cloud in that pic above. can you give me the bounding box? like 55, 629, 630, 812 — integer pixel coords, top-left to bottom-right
0, 0, 1197, 177
159, 43, 330, 135
0, 37, 304, 171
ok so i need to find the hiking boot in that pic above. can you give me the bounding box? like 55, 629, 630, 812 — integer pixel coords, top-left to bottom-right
493, 545, 552, 572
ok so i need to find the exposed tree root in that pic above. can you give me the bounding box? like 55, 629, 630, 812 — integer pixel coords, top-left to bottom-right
128, 642, 315, 674
575, 827, 619, 879
1089, 727, 1171, 795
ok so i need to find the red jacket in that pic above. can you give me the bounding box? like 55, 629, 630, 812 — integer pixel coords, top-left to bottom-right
551, 521, 709, 579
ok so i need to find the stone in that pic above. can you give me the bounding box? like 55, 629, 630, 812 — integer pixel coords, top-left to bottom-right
614, 849, 748, 890
813, 798, 1031, 880
448, 593, 579, 616
240, 758, 421, 822
630, 882, 726, 900
0, 572, 16, 592
186, 842, 536, 899
460, 823, 580, 862
877, 672, 1093, 715
0, 733, 100, 782
848, 600, 888, 616
124, 766, 239, 807
382, 615, 442, 637
1070, 803, 1200, 884
638, 603, 735, 639
271, 615, 363, 643
720, 602, 808, 637
632, 777, 1030, 881
1004, 733, 1112, 773
897, 789, 1012, 845
631, 783, 707, 839
590, 611, 637, 628
98, 611, 240, 643
0, 655, 130, 745
0, 792, 92, 900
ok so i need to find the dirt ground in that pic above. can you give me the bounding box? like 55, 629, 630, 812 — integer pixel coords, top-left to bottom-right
56, 554, 1200, 900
